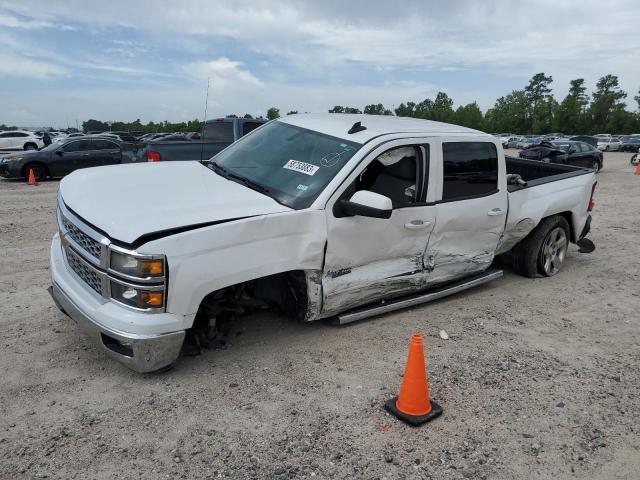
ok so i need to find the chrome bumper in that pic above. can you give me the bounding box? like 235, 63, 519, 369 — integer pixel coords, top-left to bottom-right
49, 282, 185, 373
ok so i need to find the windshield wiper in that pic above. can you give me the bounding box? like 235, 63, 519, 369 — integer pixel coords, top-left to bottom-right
208, 161, 228, 178
207, 161, 270, 193
227, 172, 270, 193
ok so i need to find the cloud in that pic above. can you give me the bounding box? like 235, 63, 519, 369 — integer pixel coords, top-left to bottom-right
183, 57, 264, 88
0, 13, 75, 30
0, 53, 69, 78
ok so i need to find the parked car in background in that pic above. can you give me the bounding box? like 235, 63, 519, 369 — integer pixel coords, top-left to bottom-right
0, 130, 44, 151
504, 136, 524, 148
569, 135, 598, 147
520, 140, 603, 171
516, 137, 540, 149
132, 117, 266, 163
0, 137, 122, 180
55, 132, 85, 144
619, 137, 640, 152
597, 138, 621, 151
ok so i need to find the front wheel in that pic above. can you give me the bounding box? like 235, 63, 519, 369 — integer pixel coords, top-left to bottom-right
512, 215, 570, 278
23, 163, 47, 181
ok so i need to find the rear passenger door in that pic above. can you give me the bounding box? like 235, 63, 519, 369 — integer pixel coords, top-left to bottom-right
93, 140, 122, 166
425, 140, 508, 285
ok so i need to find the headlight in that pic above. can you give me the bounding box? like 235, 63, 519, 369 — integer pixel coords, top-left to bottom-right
110, 281, 164, 310
110, 250, 165, 279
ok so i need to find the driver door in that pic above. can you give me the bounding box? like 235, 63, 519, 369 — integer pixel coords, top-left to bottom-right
321, 140, 435, 315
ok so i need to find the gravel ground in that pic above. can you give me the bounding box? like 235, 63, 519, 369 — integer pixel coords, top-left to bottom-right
1, 151, 639, 480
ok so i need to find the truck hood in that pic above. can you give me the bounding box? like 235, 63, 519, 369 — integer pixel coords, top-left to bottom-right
59, 162, 292, 244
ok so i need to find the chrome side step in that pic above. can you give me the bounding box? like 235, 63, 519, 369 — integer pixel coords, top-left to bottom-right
334, 269, 503, 325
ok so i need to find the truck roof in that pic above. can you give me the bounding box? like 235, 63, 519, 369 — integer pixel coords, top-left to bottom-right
278, 113, 489, 143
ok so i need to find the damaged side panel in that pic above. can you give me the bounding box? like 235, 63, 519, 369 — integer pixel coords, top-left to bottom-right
141, 209, 328, 318
426, 191, 508, 285
321, 206, 436, 315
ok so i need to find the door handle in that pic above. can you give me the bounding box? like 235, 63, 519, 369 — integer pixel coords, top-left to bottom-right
404, 220, 431, 230
487, 208, 506, 216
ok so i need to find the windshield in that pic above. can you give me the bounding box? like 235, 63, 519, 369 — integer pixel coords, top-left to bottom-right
39, 142, 61, 152
208, 121, 361, 209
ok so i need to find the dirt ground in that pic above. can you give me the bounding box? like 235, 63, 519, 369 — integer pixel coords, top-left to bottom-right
0, 151, 639, 480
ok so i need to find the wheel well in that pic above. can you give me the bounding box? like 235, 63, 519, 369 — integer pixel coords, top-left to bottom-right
23, 142, 37, 149
191, 270, 309, 332
22, 161, 49, 178
552, 211, 575, 242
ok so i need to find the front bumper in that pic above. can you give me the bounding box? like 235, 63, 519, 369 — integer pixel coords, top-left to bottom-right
49, 283, 184, 372
49, 233, 185, 372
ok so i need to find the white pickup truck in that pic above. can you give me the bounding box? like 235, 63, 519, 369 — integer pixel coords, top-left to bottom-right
49, 114, 597, 372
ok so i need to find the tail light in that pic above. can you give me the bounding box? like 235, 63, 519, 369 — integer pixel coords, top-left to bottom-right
146, 150, 161, 162
588, 181, 597, 212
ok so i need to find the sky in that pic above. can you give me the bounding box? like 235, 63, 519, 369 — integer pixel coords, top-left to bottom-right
0, 0, 639, 128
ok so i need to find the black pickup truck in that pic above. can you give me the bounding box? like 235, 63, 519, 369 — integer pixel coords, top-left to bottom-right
127, 118, 266, 163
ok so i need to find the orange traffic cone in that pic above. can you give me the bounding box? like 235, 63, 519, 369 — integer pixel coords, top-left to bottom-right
635, 163, 640, 175
384, 333, 442, 426
27, 168, 37, 186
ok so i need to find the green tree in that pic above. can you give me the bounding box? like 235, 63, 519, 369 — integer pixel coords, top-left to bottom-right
394, 102, 416, 117
243, 114, 254, 119
430, 92, 454, 122
266, 107, 280, 120
484, 90, 530, 133
589, 74, 627, 133
329, 105, 363, 114
524, 73, 554, 133
363, 103, 393, 115
453, 102, 484, 129
554, 79, 589, 133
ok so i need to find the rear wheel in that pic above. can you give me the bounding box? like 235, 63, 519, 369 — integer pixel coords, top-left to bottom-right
24, 143, 37, 151
592, 159, 600, 171
512, 215, 570, 278
23, 163, 47, 181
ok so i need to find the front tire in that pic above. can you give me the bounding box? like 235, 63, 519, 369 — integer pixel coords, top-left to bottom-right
22, 163, 47, 181
512, 215, 570, 278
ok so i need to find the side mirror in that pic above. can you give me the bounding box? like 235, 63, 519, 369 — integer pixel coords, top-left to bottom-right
340, 190, 392, 219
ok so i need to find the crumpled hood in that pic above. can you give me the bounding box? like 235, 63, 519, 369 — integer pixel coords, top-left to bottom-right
60, 162, 291, 244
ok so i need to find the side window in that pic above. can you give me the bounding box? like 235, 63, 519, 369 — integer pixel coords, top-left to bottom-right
242, 122, 262, 136
579, 143, 592, 152
442, 142, 498, 201
62, 140, 91, 152
353, 145, 426, 208
15, 132, 29, 137
0, 132, 11, 138
95, 140, 118, 150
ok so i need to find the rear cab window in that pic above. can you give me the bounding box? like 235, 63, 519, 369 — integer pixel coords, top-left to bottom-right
202, 121, 234, 142
441, 142, 498, 201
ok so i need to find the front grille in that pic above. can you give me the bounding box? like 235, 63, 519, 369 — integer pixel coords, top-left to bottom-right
66, 247, 103, 296
61, 214, 102, 260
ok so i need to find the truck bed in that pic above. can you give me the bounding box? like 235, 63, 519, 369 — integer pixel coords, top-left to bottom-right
505, 156, 591, 192
499, 156, 596, 254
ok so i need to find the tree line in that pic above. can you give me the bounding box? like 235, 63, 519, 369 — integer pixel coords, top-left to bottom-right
2, 73, 637, 135
268, 73, 640, 135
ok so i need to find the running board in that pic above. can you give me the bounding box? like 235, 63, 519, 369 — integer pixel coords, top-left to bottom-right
334, 269, 503, 325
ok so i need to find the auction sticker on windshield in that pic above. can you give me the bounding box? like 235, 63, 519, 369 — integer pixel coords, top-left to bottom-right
283, 159, 319, 176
